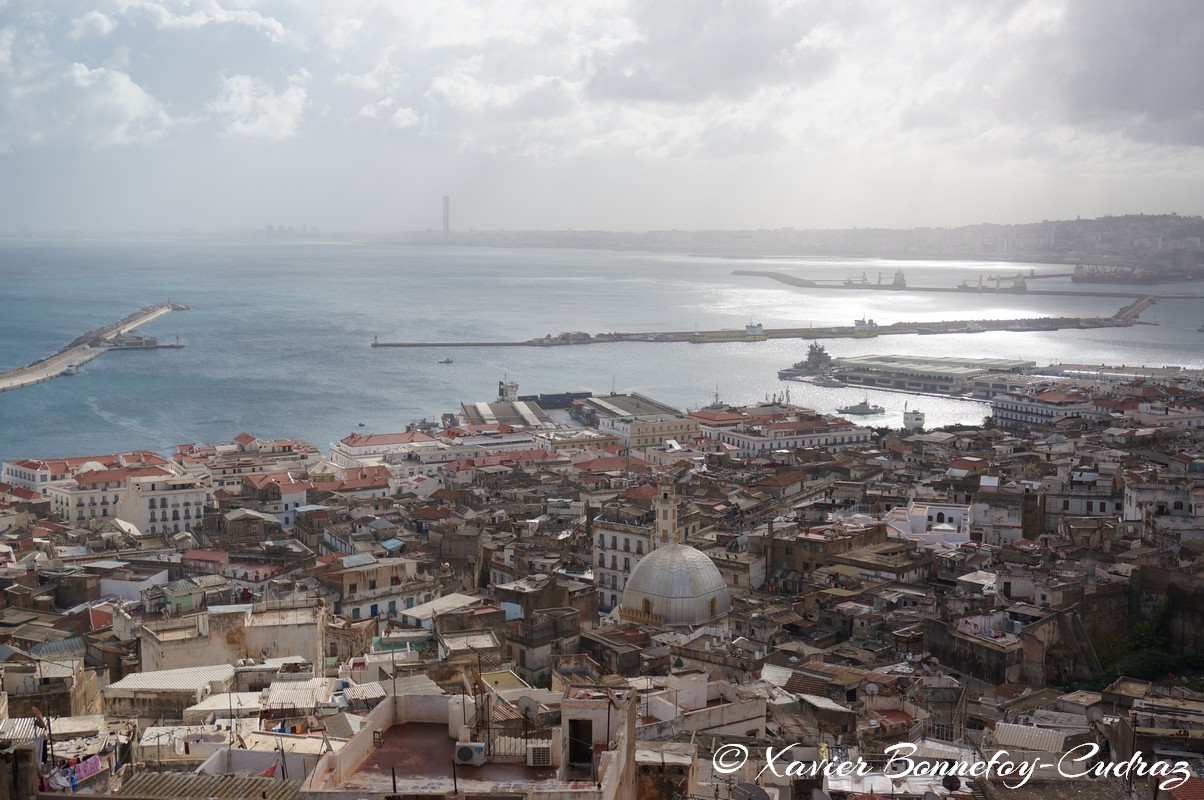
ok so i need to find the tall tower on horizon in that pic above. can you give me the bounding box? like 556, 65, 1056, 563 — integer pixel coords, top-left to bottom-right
442, 196, 449, 243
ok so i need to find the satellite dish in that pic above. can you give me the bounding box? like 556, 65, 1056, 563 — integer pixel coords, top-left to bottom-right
1086, 706, 1104, 724
518, 695, 538, 719
735, 784, 771, 800
812, 790, 833, 800
942, 776, 962, 792
924, 792, 941, 800
865, 682, 880, 697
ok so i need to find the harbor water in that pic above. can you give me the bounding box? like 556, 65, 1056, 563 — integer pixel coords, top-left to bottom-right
1, 239, 1202, 460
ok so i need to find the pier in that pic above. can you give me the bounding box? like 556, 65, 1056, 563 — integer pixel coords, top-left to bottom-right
370, 298, 1159, 350
731, 269, 1193, 299
0, 303, 186, 392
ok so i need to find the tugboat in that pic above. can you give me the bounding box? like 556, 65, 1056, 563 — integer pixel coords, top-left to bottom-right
837, 398, 885, 415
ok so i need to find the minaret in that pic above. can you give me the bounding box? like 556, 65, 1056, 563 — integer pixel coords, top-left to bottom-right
653, 479, 679, 547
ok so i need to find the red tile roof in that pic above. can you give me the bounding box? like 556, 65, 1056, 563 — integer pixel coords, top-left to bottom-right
339, 431, 435, 447
182, 549, 229, 562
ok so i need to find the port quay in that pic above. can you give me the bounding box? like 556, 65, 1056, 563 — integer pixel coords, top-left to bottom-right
370, 281, 1185, 350
0, 302, 186, 393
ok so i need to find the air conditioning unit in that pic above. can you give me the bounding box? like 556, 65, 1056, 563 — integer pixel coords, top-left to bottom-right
454, 741, 487, 766
526, 743, 553, 767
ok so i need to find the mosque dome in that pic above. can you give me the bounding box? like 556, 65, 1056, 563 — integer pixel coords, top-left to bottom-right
621, 543, 731, 626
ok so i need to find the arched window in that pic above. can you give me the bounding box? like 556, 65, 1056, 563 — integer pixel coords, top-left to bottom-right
710, 597, 718, 617
936, 512, 945, 523
642, 598, 651, 615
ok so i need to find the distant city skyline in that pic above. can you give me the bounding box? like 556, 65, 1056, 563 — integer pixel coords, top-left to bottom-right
1, 1, 1202, 232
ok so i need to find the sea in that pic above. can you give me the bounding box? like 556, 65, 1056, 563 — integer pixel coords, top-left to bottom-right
1, 238, 1202, 462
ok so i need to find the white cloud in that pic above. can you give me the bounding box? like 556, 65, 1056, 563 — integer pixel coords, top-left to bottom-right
69, 10, 116, 40
65, 62, 172, 147
209, 70, 310, 140
357, 97, 395, 119
389, 106, 418, 129
115, 0, 287, 42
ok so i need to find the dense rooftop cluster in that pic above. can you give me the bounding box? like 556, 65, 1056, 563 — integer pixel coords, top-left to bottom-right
0, 381, 1203, 800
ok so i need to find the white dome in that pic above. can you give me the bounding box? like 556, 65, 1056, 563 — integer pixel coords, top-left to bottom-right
621, 543, 731, 626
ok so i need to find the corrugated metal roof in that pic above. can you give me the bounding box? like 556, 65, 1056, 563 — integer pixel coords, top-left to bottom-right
30, 636, 87, 658
992, 721, 1067, 752
265, 678, 333, 711
342, 682, 386, 701
320, 712, 365, 739
108, 663, 235, 692
0, 718, 39, 743
340, 553, 376, 568
118, 771, 300, 800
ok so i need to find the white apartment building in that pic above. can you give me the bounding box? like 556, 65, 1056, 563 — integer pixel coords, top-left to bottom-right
597, 414, 700, 450
2, 450, 168, 494
991, 389, 1097, 430
327, 431, 438, 468
47, 466, 173, 526
706, 418, 872, 455
117, 474, 213, 535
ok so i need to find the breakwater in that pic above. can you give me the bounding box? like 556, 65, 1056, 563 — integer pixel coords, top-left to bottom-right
0, 303, 186, 392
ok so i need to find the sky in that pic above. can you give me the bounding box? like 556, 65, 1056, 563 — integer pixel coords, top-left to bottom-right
1, 0, 1202, 232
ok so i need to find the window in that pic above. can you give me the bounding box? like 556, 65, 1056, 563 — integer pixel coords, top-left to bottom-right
148, 499, 155, 509
369, 580, 377, 590
610, 575, 617, 589
1062, 499, 1070, 511
624, 557, 630, 571
598, 534, 604, 549
611, 555, 617, 569
611, 536, 617, 549
623, 538, 630, 552
349, 583, 357, 594
1086, 501, 1093, 512
636, 541, 644, 554
710, 597, 718, 617
642, 598, 651, 614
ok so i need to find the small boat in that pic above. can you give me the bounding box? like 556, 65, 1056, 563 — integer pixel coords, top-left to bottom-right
813, 374, 845, 387
837, 398, 885, 416
438, 358, 454, 364
63, 363, 80, 376
1198, 325, 1204, 332
358, 422, 366, 427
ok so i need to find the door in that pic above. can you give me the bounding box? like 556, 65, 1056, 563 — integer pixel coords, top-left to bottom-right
568, 719, 592, 765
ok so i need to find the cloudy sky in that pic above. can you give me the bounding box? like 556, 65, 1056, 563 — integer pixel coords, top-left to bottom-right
1, 0, 1202, 231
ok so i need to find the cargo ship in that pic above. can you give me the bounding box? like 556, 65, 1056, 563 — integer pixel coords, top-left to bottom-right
689, 323, 767, 343
957, 272, 1027, 292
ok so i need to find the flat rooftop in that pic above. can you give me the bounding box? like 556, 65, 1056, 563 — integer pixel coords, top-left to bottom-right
584, 393, 682, 418
328, 722, 586, 795
832, 354, 1036, 378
